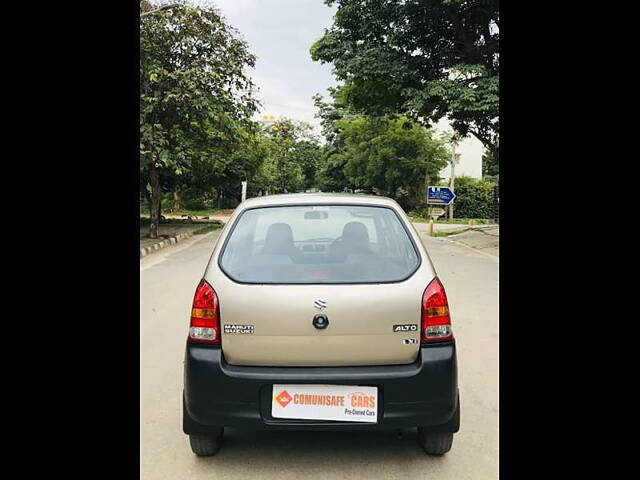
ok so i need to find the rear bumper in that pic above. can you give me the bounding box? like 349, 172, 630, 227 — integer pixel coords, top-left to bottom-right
183, 343, 458, 433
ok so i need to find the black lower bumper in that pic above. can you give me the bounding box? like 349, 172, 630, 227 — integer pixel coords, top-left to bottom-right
184, 343, 459, 434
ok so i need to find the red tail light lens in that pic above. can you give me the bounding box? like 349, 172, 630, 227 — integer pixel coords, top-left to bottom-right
422, 277, 453, 343
188, 279, 220, 344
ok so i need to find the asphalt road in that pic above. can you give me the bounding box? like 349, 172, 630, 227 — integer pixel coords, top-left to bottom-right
140, 227, 499, 479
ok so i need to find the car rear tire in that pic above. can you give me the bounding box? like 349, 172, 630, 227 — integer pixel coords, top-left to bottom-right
189, 428, 223, 457
417, 429, 454, 456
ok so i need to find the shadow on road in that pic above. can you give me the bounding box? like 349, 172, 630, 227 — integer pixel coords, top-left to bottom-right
191, 428, 448, 476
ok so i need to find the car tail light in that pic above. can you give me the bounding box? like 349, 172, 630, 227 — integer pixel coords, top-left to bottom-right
421, 277, 453, 343
188, 279, 220, 344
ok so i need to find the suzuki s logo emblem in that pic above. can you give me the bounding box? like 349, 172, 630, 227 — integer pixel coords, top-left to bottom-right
314, 298, 327, 310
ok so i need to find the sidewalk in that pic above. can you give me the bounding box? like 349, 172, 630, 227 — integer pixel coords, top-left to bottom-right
439, 225, 499, 257
413, 222, 499, 257
412, 222, 498, 234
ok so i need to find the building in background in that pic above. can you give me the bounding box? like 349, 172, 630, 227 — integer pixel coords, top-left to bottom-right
433, 117, 484, 182
257, 113, 277, 127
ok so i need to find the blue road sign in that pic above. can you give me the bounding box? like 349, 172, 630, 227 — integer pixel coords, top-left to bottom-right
426, 186, 456, 205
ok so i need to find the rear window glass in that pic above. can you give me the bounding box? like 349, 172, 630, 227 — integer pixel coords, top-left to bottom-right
219, 205, 420, 283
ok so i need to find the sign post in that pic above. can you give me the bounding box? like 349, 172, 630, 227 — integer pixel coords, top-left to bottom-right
428, 207, 446, 220
241, 181, 247, 202
426, 186, 456, 206
493, 184, 499, 224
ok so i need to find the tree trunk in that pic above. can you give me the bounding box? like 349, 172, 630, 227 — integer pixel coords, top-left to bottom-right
173, 190, 181, 212
148, 164, 161, 239
423, 170, 430, 198
423, 169, 430, 213
142, 187, 151, 213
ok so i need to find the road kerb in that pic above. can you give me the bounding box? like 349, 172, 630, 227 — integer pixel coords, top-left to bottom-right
140, 231, 194, 258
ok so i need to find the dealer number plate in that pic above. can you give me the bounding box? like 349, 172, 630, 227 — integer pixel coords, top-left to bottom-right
271, 384, 378, 423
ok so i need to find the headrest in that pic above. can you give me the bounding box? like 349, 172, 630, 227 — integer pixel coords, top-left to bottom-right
263, 222, 294, 253
342, 221, 369, 243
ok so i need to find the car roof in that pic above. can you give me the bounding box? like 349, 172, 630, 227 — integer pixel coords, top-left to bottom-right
237, 192, 401, 209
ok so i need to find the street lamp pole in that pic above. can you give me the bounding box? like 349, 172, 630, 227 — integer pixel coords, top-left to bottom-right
449, 143, 457, 220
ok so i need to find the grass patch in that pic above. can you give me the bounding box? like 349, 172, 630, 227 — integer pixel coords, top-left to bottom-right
437, 218, 493, 225
432, 228, 471, 237
431, 225, 499, 238
169, 209, 222, 217
408, 215, 493, 225
140, 208, 226, 219
193, 224, 223, 235
140, 216, 225, 227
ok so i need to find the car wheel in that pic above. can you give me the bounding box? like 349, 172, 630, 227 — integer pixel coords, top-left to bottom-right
189, 428, 223, 457
417, 429, 453, 456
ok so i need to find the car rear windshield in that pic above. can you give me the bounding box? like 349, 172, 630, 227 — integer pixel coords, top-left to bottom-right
219, 205, 420, 284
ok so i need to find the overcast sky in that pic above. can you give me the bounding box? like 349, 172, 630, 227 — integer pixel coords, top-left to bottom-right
212, 0, 339, 130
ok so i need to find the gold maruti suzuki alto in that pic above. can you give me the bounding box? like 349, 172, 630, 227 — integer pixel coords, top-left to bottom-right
183, 193, 459, 456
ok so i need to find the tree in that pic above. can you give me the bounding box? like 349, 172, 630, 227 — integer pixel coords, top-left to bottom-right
337, 115, 449, 209
313, 91, 356, 193
316, 150, 352, 192
264, 120, 304, 193
140, 0, 258, 237
313, 90, 350, 147
311, 0, 499, 161
482, 148, 499, 178
254, 119, 322, 194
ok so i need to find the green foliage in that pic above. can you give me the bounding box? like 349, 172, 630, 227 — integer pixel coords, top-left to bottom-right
292, 140, 323, 190
266, 119, 305, 193
140, 0, 258, 229
334, 115, 449, 209
313, 91, 354, 192
450, 176, 496, 218
410, 176, 496, 219
311, 0, 499, 157
482, 148, 499, 177
313, 90, 350, 147
189, 125, 265, 202
251, 119, 322, 195
193, 224, 224, 235
170, 208, 220, 217
313, 88, 450, 207
316, 149, 351, 192
181, 196, 209, 211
